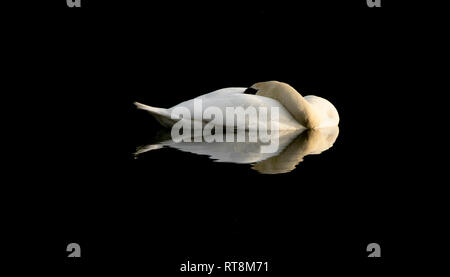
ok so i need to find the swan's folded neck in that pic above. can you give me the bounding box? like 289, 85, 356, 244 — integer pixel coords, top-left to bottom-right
252, 81, 338, 129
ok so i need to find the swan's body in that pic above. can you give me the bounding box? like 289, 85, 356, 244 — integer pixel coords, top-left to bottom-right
135, 81, 339, 130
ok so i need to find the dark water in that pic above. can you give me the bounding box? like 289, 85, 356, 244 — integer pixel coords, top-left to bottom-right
8, 0, 440, 274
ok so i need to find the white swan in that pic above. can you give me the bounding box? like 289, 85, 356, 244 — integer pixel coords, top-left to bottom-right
135, 81, 339, 130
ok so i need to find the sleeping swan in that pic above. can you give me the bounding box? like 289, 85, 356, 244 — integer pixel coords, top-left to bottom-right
135, 81, 339, 130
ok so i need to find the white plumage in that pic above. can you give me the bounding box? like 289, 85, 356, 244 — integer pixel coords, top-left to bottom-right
135, 81, 339, 130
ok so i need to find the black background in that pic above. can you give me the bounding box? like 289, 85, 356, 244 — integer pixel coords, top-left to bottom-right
6, 0, 445, 274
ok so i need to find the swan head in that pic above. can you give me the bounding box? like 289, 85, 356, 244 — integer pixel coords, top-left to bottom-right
303, 95, 339, 128
250, 81, 339, 129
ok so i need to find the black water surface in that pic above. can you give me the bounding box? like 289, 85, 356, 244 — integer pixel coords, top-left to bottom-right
8, 0, 435, 274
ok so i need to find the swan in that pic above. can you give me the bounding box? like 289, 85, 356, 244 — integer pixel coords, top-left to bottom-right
135, 81, 339, 130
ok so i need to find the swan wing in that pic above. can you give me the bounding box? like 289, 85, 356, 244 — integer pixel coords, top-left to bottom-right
169, 93, 302, 130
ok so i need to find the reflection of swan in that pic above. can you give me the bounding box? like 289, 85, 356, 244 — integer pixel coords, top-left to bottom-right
252, 127, 339, 174
135, 81, 339, 130
135, 127, 339, 174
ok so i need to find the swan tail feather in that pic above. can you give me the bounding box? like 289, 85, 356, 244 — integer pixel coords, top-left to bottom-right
134, 144, 164, 156
134, 102, 176, 127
